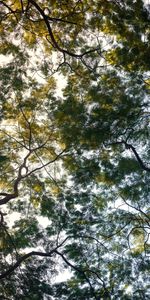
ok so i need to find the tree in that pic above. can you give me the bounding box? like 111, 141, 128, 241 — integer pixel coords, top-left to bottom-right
0, 0, 150, 299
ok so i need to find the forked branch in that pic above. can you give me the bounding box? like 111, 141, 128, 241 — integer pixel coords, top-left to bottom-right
29, 0, 101, 59
0, 148, 66, 206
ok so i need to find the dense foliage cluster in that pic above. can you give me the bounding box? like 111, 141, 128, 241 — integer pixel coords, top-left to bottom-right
0, 0, 150, 299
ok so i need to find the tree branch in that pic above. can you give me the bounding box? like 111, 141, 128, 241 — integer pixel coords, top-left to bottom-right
0, 237, 69, 280
0, 250, 55, 280
0, 146, 66, 206
55, 250, 99, 300
0, 1, 19, 21
109, 140, 150, 172
125, 141, 150, 172
20, 0, 24, 13
29, 0, 100, 59
0, 150, 31, 205
24, 148, 66, 178
0, 1, 15, 14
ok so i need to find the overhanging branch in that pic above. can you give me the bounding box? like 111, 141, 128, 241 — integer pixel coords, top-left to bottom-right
0, 237, 69, 280
108, 140, 150, 172
29, 0, 101, 59
0, 147, 66, 206
0, 250, 55, 280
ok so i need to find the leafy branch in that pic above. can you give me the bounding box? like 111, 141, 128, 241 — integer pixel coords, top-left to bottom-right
110, 140, 150, 172
0, 147, 66, 206
29, 0, 101, 59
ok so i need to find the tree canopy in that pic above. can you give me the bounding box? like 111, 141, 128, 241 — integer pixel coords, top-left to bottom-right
0, 0, 150, 299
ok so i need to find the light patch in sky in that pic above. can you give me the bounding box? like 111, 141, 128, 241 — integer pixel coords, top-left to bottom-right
55, 268, 72, 283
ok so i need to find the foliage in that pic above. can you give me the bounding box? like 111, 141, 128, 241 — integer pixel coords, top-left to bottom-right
0, 0, 150, 299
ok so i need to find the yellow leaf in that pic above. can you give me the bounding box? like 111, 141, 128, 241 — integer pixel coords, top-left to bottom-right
33, 184, 42, 193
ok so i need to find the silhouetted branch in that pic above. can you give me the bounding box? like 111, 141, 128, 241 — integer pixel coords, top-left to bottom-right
108, 140, 150, 172
25, 148, 66, 177
0, 146, 66, 206
0, 237, 69, 280
29, 0, 101, 59
0, 250, 55, 280
125, 142, 150, 172
55, 250, 99, 300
